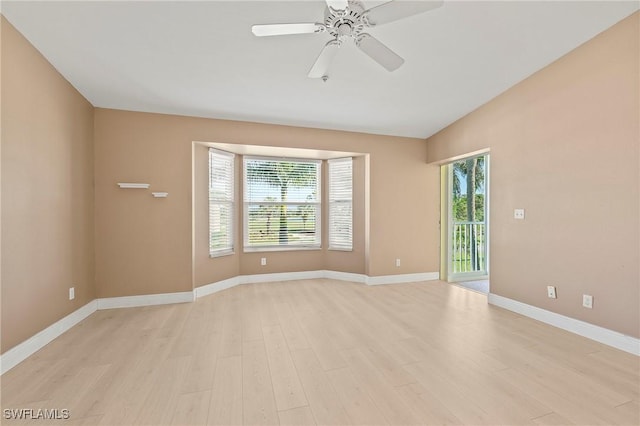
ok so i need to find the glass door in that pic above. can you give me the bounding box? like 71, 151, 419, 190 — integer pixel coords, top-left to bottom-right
447, 155, 488, 281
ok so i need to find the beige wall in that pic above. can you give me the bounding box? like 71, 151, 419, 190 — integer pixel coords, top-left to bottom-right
95, 109, 440, 297
1, 18, 96, 352
2, 13, 439, 352
426, 13, 639, 338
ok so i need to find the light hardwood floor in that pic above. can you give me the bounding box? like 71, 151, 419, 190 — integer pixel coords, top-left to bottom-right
2, 279, 638, 425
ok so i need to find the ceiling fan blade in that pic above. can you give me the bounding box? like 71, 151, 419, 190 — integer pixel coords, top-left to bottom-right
326, 0, 349, 10
356, 33, 404, 71
308, 40, 341, 78
251, 23, 325, 37
365, 0, 443, 26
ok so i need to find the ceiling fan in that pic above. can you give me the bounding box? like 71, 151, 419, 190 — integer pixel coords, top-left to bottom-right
251, 0, 443, 78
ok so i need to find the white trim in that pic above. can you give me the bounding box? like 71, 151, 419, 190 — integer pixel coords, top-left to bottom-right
1, 301, 98, 375
194, 270, 438, 298
366, 272, 440, 285
241, 270, 324, 284
208, 148, 235, 256
323, 270, 367, 284
243, 156, 322, 251
194, 272, 327, 299
488, 293, 640, 356
96, 291, 195, 310
429, 148, 491, 166
195, 276, 241, 298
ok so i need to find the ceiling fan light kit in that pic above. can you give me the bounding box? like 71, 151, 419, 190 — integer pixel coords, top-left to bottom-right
251, 0, 443, 78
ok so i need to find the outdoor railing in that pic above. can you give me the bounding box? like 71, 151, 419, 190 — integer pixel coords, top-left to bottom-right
452, 222, 486, 274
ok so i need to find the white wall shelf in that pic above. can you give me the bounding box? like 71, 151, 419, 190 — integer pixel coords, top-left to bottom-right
117, 183, 150, 189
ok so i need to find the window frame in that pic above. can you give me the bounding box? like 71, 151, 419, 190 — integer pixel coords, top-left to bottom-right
208, 148, 235, 257
328, 157, 353, 251
243, 155, 322, 252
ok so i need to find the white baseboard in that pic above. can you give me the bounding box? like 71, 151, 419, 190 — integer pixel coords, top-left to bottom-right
194, 276, 241, 298
0, 301, 97, 375
194, 270, 438, 298
96, 291, 195, 310
324, 270, 368, 283
2, 291, 195, 374
195, 270, 366, 299
194, 271, 327, 299
488, 293, 640, 356
366, 272, 440, 285
241, 270, 325, 284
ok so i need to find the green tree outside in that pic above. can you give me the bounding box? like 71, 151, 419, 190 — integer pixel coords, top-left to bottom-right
245, 161, 318, 244
452, 157, 486, 271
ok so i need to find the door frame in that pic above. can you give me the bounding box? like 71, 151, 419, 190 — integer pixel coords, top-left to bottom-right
440, 153, 490, 283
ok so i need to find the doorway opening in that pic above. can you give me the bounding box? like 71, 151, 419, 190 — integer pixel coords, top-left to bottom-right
440, 154, 489, 293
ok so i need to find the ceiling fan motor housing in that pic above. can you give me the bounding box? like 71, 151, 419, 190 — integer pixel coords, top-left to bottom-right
325, 0, 367, 41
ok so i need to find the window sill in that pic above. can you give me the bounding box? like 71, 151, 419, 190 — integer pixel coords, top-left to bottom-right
209, 250, 235, 258
243, 246, 322, 253
328, 247, 353, 252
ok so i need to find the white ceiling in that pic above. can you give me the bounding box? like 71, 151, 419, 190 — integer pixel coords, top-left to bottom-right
2, 1, 638, 138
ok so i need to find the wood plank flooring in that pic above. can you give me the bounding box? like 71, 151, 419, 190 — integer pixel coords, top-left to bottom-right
1, 279, 638, 425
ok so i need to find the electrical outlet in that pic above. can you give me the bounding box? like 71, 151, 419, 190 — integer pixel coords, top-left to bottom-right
582, 294, 593, 309
261, 257, 267, 266
69, 287, 75, 300
547, 285, 556, 299
514, 209, 525, 220
395, 258, 401, 267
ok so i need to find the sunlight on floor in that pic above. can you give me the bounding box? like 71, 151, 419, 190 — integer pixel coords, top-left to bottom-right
456, 279, 489, 294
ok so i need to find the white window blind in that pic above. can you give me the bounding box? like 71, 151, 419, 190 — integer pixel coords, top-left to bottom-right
244, 157, 321, 250
209, 148, 235, 256
328, 157, 353, 251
